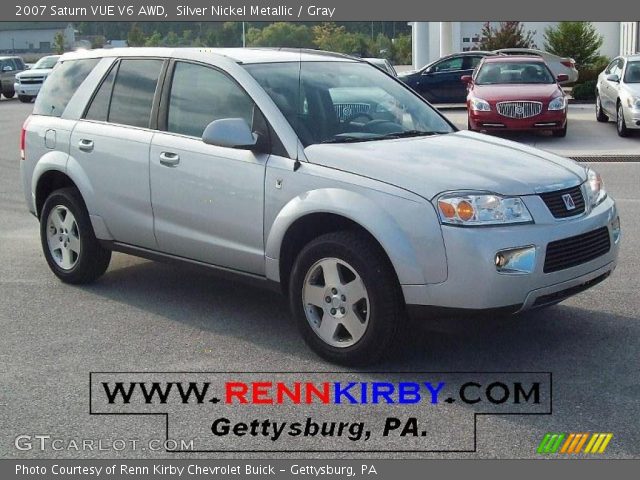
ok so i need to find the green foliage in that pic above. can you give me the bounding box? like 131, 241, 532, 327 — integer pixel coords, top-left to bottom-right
577, 55, 611, 84
477, 22, 536, 50
144, 32, 162, 47
127, 24, 146, 47
53, 31, 65, 54
571, 80, 597, 100
544, 22, 603, 69
392, 34, 412, 65
246, 22, 314, 48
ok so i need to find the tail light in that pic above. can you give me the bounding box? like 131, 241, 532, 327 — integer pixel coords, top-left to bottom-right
561, 59, 575, 69
20, 116, 30, 160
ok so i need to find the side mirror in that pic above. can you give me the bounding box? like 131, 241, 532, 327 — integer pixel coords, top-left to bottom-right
556, 73, 569, 83
2, 65, 13, 72
202, 118, 257, 149
606, 74, 620, 83
461, 75, 473, 84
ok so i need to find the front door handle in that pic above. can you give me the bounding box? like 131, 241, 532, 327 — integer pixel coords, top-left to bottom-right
78, 139, 94, 152
159, 151, 180, 167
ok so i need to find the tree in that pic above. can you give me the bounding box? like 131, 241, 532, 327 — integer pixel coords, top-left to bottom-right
144, 31, 163, 47
53, 31, 65, 54
127, 23, 146, 47
392, 34, 411, 65
544, 22, 603, 69
476, 22, 536, 50
312, 23, 372, 56
246, 22, 313, 48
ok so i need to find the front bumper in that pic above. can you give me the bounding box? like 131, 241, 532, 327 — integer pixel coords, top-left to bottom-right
623, 106, 640, 129
469, 108, 567, 131
403, 194, 619, 312
14, 83, 41, 97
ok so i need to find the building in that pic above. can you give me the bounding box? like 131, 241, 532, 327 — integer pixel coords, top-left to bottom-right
411, 22, 628, 69
620, 22, 640, 55
0, 22, 75, 54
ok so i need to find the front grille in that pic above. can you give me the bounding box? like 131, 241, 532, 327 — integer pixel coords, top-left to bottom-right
497, 101, 542, 119
334, 103, 370, 122
539, 185, 586, 218
19, 77, 44, 85
544, 227, 610, 273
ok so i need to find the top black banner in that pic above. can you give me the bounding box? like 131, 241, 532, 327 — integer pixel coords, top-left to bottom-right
7, 0, 640, 21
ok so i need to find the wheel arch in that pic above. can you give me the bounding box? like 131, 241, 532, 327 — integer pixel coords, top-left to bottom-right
265, 188, 431, 291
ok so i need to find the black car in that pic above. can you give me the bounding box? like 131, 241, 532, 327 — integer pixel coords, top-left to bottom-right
398, 51, 495, 103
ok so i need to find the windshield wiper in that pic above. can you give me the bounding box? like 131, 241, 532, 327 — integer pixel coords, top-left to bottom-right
377, 130, 448, 139
321, 135, 378, 144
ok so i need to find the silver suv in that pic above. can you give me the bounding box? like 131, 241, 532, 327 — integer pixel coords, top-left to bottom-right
21, 48, 620, 365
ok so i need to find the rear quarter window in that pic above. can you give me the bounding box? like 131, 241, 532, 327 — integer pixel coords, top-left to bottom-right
33, 58, 99, 117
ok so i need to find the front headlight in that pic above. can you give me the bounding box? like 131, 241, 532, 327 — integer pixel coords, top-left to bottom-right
436, 192, 533, 226
548, 95, 567, 111
470, 97, 491, 112
586, 168, 607, 207
627, 96, 640, 110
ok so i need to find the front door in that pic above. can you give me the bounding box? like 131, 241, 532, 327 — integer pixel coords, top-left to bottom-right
149, 61, 268, 274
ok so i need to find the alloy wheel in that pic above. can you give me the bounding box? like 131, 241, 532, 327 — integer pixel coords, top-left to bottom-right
46, 205, 81, 270
302, 257, 370, 348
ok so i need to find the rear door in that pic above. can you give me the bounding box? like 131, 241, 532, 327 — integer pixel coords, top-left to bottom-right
149, 60, 270, 274
69, 58, 166, 248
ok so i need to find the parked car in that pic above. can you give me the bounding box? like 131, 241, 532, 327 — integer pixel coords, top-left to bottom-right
0, 56, 27, 99
398, 51, 496, 103
465, 56, 569, 137
494, 48, 578, 84
596, 54, 640, 137
21, 48, 620, 365
14, 55, 60, 103
363, 57, 397, 76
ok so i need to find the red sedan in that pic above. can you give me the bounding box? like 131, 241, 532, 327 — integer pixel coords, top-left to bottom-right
463, 56, 569, 137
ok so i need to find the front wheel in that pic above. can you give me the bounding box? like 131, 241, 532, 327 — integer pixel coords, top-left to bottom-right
40, 188, 111, 284
18, 95, 33, 103
617, 103, 630, 137
552, 122, 567, 137
289, 231, 404, 366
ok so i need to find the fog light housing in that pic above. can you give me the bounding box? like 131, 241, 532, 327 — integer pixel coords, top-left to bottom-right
495, 246, 536, 274
612, 216, 621, 244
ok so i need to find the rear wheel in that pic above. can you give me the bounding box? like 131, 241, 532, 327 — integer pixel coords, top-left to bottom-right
18, 95, 32, 103
617, 103, 630, 137
595, 94, 608, 122
2, 89, 15, 99
289, 231, 404, 366
40, 188, 111, 284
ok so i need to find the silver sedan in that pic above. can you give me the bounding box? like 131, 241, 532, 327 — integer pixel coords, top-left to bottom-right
596, 54, 640, 137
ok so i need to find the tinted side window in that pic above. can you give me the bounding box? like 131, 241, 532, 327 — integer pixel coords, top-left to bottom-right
108, 59, 163, 128
433, 57, 463, 72
167, 62, 254, 137
84, 64, 117, 121
33, 58, 99, 117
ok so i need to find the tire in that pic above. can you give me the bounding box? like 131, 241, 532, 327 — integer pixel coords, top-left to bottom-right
595, 94, 608, 122
18, 95, 32, 103
2, 89, 15, 99
289, 231, 404, 366
552, 122, 567, 138
40, 187, 111, 284
617, 103, 630, 137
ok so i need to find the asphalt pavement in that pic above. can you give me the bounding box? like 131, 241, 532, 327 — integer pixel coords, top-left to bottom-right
0, 98, 638, 459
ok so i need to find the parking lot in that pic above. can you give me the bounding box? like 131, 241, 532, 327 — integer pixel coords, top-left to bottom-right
1, 97, 639, 458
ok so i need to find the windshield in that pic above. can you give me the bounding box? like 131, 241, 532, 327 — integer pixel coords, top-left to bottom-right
33, 56, 59, 69
244, 61, 453, 146
624, 61, 640, 83
475, 61, 555, 85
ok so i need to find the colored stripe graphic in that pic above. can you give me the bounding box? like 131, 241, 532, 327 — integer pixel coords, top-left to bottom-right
540, 433, 613, 454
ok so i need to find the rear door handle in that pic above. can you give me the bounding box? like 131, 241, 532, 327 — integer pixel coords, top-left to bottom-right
78, 139, 94, 152
159, 151, 180, 167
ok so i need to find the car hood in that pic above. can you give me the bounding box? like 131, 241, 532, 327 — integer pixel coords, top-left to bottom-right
16, 68, 51, 78
304, 131, 586, 199
472, 83, 562, 102
623, 82, 640, 96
